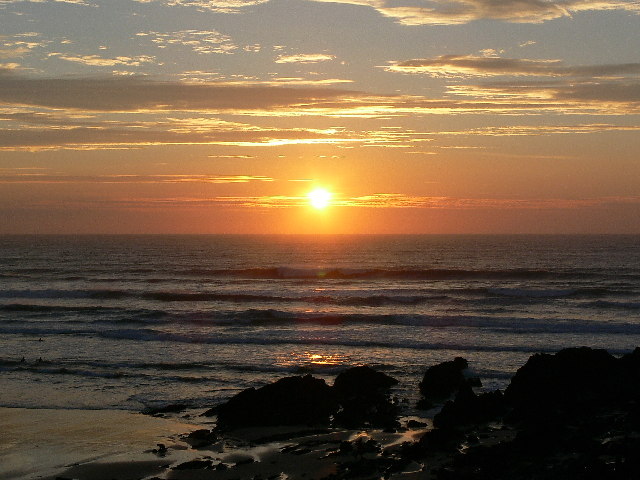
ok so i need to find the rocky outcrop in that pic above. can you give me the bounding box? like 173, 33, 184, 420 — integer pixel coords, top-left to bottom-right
409, 347, 640, 479
333, 365, 398, 396
505, 346, 640, 422
213, 374, 339, 429
417, 356, 479, 408
209, 366, 399, 430
433, 383, 506, 430
333, 366, 399, 429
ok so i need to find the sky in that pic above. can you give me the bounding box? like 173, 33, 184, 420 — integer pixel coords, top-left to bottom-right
0, 0, 639, 234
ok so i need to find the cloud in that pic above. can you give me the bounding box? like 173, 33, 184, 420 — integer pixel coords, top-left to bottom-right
26, 193, 640, 211
0, 0, 90, 5
0, 125, 360, 151
7, 0, 638, 23
0, 173, 274, 183
0, 62, 21, 69
447, 79, 640, 112
311, 0, 640, 25
436, 123, 640, 136
334, 194, 640, 210
132, 0, 268, 13
386, 55, 640, 78
137, 30, 237, 55
48, 53, 156, 67
176, 71, 352, 85
1, 32, 51, 59
275, 53, 336, 64
0, 71, 363, 113
1, 70, 638, 131
0, 47, 31, 58
0, 108, 377, 151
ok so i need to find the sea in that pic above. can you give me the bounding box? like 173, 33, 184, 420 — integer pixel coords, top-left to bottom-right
1, 235, 639, 418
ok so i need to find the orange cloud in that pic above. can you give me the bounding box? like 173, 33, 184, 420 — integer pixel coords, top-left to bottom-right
48, 53, 156, 67
17, 194, 640, 211
386, 55, 640, 78
310, 0, 640, 25
275, 53, 336, 64
0, 173, 274, 184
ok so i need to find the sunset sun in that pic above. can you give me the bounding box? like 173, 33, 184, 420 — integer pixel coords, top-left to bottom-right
308, 188, 332, 209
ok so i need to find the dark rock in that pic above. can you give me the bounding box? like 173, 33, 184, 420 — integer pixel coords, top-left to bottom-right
333, 366, 398, 397
418, 357, 469, 402
416, 398, 434, 410
333, 366, 399, 429
152, 443, 168, 456
619, 347, 640, 389
433, 384, 506, 429
407, 419, 428, 429
410, 347, 640, 480
142, 403, 187, 415
173, 459, 213, 470
184, 428, 218, 448
339, 440, 353, 454
214, 375, 339, 429
290, 448, 311, 455
466, 376, 482, 387
408, 427, 465, 457
339, 436, 381, 456
504, 347, 627, 421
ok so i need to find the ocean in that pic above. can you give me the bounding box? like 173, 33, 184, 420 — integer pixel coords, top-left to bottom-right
1, 235, 639, 418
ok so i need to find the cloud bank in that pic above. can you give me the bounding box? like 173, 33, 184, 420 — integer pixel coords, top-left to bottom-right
311, 0, 639, 25
387, 55, 640, 78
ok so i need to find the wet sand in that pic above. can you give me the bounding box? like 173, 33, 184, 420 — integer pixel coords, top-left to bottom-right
0, 408, 197, 480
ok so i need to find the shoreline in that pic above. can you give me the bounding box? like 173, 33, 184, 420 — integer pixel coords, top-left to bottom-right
3, 347, 640, 480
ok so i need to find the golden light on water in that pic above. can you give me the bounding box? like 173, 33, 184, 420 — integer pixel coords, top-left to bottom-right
307, 188, 332, 209
277, 351, 349, 369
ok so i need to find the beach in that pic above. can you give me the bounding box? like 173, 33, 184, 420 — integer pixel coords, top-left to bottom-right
0, 408, 197, 479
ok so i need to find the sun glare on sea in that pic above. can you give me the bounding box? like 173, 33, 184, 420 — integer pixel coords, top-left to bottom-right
307, 188, 332, 209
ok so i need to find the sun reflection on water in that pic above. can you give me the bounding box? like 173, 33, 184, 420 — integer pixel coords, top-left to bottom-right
276, 351, 350, 371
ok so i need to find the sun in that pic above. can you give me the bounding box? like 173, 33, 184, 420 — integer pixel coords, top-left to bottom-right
307, 188, 332, 209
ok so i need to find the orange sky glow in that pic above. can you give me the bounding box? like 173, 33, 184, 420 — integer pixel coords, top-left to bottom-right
0, 1, 639, 233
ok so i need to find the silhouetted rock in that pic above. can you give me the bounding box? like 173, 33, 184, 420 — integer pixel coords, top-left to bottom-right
142, 403, 187, 415
619, 347, 640, 387
173, 459, 213, 470
213, 375, 339, 429
333, 366, 398, 397
403, 426, 465, 459
415, 347, 640, 480
418, 357, 470, 407
434, 384, 506, 429
333, 366, 399, 429
504, 347, 627, 422
184, 429, 218, 448
406, 419, 428, 429
182, 346, 640, 480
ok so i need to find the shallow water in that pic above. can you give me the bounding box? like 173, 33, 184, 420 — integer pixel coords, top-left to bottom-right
1, 235, 639, 413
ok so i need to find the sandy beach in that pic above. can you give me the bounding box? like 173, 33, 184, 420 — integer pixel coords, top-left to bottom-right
0, 408, 197, 480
